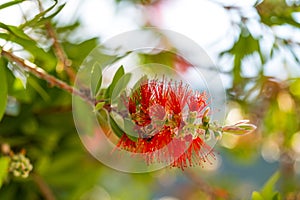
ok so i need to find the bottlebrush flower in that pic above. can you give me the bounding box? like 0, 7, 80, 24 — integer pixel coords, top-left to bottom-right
115, 78, 215, 170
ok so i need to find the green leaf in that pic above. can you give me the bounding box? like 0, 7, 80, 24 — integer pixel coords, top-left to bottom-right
261, 171, 280, 198
139, 51, 174, 67
0, 61, 8, 121
132, 75, 147, 91
257, 1, 300, 28
124, 118, 138, 142
126, 134, 138, 142
228, 30, 260, 84
105, 65, 125, 98
251, 171, 281, 200
0, 33, 55, 71
28, 77, 50, 102
42, 4, 65, 21
272, 193, 281, 200
0, 156, 10, 188
251, 191, 264, 200
96, 108, 109, 130
109, 114, 124, 138
26, 4, 66, 28
111, 73, 131, 104
109, 114, 138, 142
0, 22, 32, 41
94, 102, 105, 112
290, 78, 300, 98
63, 38, 99, 68
10, 78, 33, 103
56, 21, 80, 33
91, 62, 102, 97
0, 0, 24, 10
19, 1, 62, 28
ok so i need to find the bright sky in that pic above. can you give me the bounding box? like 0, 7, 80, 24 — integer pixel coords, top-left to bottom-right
1, 0, 299, 81
63, 0, 256, 51
0, 0, 255, 50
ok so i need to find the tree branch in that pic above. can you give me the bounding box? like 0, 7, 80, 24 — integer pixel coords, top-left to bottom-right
1, 49, 94, 106
32, 173, 56, 200
37, 0, 76, 82
45, 23, 76, 82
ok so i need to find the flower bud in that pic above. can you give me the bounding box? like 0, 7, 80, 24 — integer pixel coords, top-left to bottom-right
9, 154, 33, 178
222, 120, 257, 135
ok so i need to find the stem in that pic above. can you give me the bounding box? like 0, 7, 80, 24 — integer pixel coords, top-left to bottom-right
37, 0, 76, 82
32, 173, 56, 200
1, 49, 94, 105
45, 23, 75, 81
48, 27, 73, 76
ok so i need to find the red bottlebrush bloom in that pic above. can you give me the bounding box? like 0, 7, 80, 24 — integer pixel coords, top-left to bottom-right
170, 136, 215, 170
128, 97, 136, 114
188, 91, 208, 112
127, 82, 152, 126
114, 78, 214, 170
116, 134, 136, 152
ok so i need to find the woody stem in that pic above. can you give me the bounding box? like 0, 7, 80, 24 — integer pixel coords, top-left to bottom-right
1, 49, 95, 106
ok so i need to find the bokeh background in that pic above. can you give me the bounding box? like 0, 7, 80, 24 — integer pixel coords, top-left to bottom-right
0, 0, 300, 199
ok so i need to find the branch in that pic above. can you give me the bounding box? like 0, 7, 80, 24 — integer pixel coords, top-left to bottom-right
1, 49, 94, 105
32, 173, 56, 200
37, 0, 76, 82
45, 23, 76, 82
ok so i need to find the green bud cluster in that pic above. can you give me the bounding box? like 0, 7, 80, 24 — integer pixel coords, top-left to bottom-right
9, 154, 33, 178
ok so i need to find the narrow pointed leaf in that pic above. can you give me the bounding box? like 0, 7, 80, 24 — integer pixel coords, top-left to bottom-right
261, 171, 280, 198
124, 118, 138, 142
0, 23, 32, 41
105, 65, 125, 98
91, 62, 102, 97
132, 75, 147, 91
0, 0, 25, 10
19, 1, 58, 28
0, 33, 55, 70
109, 114, 124, 139
111, 73, 131, 104
251, 192, 264, 200
94, 102, 105, 112
32, 4, 66, 28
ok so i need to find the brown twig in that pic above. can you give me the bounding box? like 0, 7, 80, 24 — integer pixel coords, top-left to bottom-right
37, 0, 76, 82
1, 49, 94, 105
45, 23, 76, 82
32, 173, 56, 200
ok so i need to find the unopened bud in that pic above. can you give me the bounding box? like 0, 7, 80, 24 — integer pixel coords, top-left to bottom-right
9, 154, 33, 178
1, 143, 11, 155
222, 120, 257, 135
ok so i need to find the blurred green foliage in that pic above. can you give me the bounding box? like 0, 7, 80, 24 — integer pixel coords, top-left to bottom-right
0, 0, 299, 199
252, 171, 281, 200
